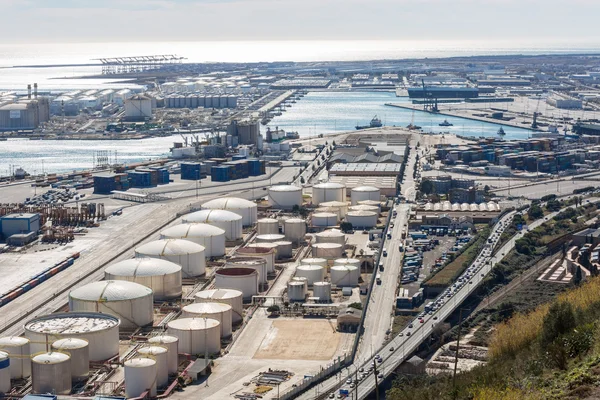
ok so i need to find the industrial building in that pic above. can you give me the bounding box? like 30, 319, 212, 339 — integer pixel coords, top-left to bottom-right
124, 95, 153, 121
0, 213, 40, 240
226, 119, 260, 146
0, 98, 50, 131
407, 87, 479, 99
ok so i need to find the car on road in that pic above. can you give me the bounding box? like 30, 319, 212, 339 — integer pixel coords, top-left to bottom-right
346, 378, 352, 384
406, 332, 411, 336
359, 367, 364, 373
383, 248, 388, 256
350, 383, 355, 388
378, 373, 384, 379
389, 346, 395, 351
329, 394, 335, 399
408, 323, 413, 328
433, 316, 438, 320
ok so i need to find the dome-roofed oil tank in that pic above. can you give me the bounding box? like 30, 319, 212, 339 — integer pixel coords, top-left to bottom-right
194, 289, 244, 324
268, 185, 302, 209
167, 318, 221, 355
104, 258, 182, 300
160, 223, 226, 258
31, 352, 72, 395
201, 197, 257, 226
135, 239, 206, 278
0, 336, 30, 379
182, 210, 243, 241
51, 338, 89, 382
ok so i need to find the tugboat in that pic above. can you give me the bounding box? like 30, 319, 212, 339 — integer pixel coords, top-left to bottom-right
439, 119, 453, 127
356, 115, 383, 130
497, 127, 506, 136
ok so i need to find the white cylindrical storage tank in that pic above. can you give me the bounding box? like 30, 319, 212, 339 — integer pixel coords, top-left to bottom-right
214, 268, 259, 300
334, 258, 361, 269
284, 218, 306, 243
313, 282, 332, 302
357, 200, 382, 208
295, 265, 325, 286
226, 257, 267, 284
316, 230, 346, 245
0, 352, 9, 394
124, 357, 157, 398
135, 239, 206, 278
247, 242, 281, 260
25, 312, 120, 362
268, 185, 302, 209
160, 223, 226, 258
257, 218, 279, 235
148, 335, 179, 375
235, 247, 275, 273
470, 203, 479, 211
312, 212, 338, 227
68, 281, 154, 329
138, 346, 168, 387
316, 207, 343, 219
349, 205, 379, 213
31, 352, 71, 395
182, 303, 232, 338
478, 203, 488, 211
351, 186, 381, 205
312, 243, 344, 259
194, 289, 243, 324
300, 258, 328, 267
51, 338, 89, 382
274, 241, 293, 259
320, 201, 349, 218
330, 265, 359, 287
451, 203, 460, 211
346, 211, 378, 228
312, 182, 345, 205
104, 258, 182, 300
167, 318, 220, 356
287, 281, 307, 302
256, 234, 285, 244
0, 336, 30, 379
182, 210, 243, 241
201, 198, 257, 226
461, 203, 469, 211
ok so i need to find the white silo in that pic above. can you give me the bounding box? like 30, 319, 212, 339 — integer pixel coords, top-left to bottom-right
25, 312, 120, 362
0, 336, 30, 379
226, 257, 267, 284
351, 186, 381, 205
312, 243, 344, 259
316, 229, 346, 245
124, 357, 157, 398
104, 258, 182, 300
31, 352, 72, 395
194, 289, 243, 324
296, 265, 325, 286
346, 211, 378, 228
312, 212, 338, 227
284, 218, 306, 243
313, 282, 332, 302
68, 281, 154, 329
135, 239, 206, 278
167, 318, 221, 356
51, 338, 89, 382
300, 258, 328, 268
0, 352, 9, 394
235, 247, 275, 273
182, 303, 232, 338
214, 268, 259, 300
148, 335, 179, 375
312, 182, 346, 205
183, 209, 243, 241
320, 201, 349, 218
349, 205, 379, 213
201, 197, 257, 226
334, 258, 362, 270
256, 233, 285, 243
257, 218, 279, 236
138, 346, 169, 387
247, 242, 281, 260
274, 241, 293, 259
160, 223, 226, 258
288, 280, 307, 302
331, 265, 359, 287
268, 185, 303, 209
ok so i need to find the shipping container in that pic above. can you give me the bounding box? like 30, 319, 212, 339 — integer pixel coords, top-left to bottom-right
211, 165, 231, 182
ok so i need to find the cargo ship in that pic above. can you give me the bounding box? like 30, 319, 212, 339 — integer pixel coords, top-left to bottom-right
356, 115, 383, 130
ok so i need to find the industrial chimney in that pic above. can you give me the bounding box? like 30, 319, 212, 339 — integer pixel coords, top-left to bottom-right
34, 83, 38, 98
27, 84, 31, 99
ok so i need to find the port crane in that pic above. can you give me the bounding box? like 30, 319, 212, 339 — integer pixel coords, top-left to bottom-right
422, 79, 439, 113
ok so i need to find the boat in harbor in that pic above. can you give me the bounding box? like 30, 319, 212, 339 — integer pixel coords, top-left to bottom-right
497, 127, 506, 136
439, 119, 453, 127
356, 115, 383, 130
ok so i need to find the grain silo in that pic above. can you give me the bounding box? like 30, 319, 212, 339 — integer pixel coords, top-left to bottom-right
148, 335, 179, 375
194, 289, 243, 324
312, 212, 338, 227
31, 352, 71, 395
135, 239, 206, 278
300, 258, 328, 268
0, 336, 30, 379
268, 185, 302, 209
124, 358, 157, 398
316, 229, 346, 245
160, 223, 226, 258
104, 258, 182, 300
295, 265, 325, 286
312, 182, 345, 205
284, 218, 306, 243
351, 186, 381, 205
235, 247, 275, 273
0, 352, 9, 394
182, 303, 232, 338
313, 282, 332, 302
25, 312, 120, 361
167, 318, 221, 356
201, 197, 257, 226
214, 268, 258, 300
346, 211, 378, 229
257, 218, 279, 235
51, 338, 89, 382
226, 257, 267, 284
182, 209, 243, 241
330, 265, 359, 287
68, 281, 154, 329
287, 280, 307, 302
138, 346, 168, 387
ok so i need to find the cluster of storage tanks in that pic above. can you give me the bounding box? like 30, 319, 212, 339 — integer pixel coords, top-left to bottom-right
423, 201, 501, 212
164, 94, 238, 109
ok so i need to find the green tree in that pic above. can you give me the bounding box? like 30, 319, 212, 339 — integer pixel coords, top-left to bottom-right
348, 302, 363, 310
300, 176, 305, 184
528, 204, 544, 220
574, 265, 583, 285
540, 301, 576, 347
420, 180, 434, 195
546, 199, 561, 212
340, 221, 353, 233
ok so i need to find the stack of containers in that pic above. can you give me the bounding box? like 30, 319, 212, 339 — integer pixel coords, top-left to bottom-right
127, 171, 152, 188
181, 162, 203, 181
223, 160, 249, 180
211, 166, 231, 182
247, 159, 266, 176
137, 168, 160, 186
93, 173, 129, 194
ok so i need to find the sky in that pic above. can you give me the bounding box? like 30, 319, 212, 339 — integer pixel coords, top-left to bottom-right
2, 0, 600, 44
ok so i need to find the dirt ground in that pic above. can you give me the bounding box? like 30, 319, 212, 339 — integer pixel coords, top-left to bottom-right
253, 319, 341, 360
